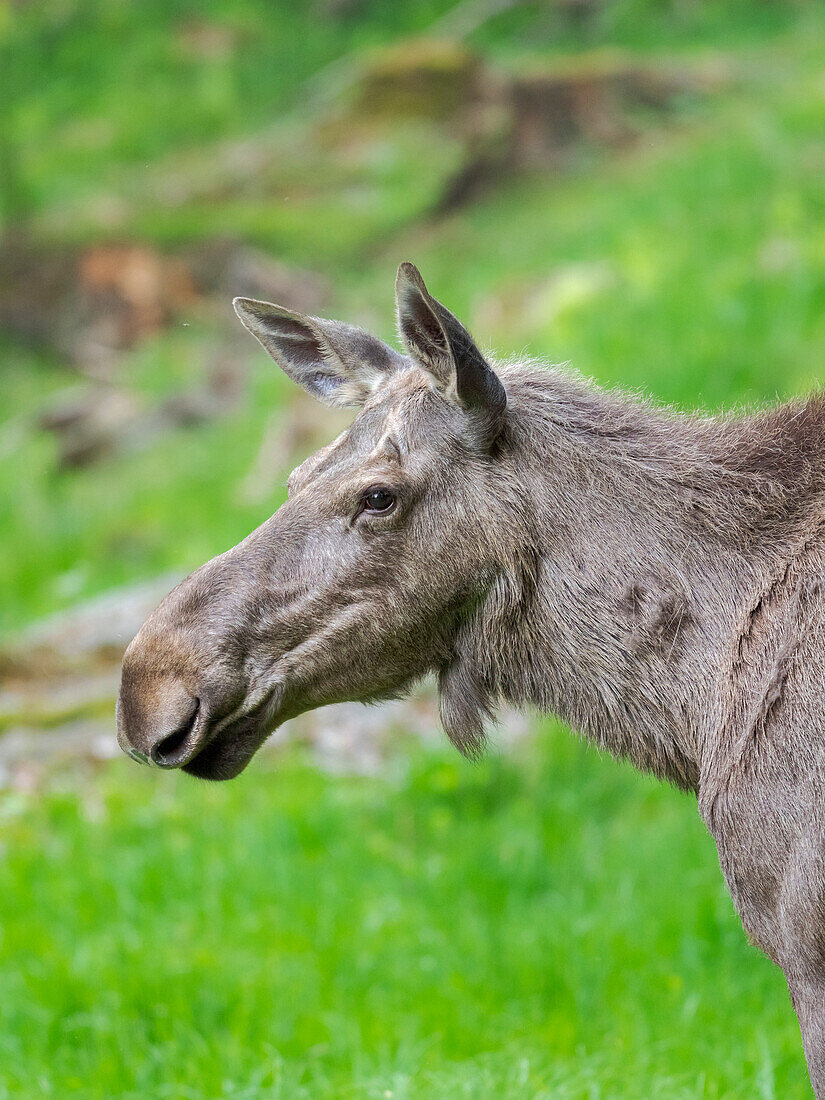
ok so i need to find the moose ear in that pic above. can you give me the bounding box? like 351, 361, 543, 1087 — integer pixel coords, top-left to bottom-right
395, 262, 506, 443
233, 297, 404, 408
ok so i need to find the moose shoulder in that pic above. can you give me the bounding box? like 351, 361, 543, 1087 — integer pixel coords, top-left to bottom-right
117, 262, 825, 1095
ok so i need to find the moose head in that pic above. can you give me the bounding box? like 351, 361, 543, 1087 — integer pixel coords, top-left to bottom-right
117, 264, 521, 780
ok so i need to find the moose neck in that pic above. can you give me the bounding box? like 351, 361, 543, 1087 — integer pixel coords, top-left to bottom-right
468, 363, 825, 793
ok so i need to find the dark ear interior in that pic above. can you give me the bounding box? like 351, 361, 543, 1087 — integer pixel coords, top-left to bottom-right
395, 263, 452, 384
436, 307, 508, 435
395, 262, 507, 444
234, 297, 402, 407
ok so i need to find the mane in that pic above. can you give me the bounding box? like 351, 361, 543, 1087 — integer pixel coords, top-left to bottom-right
495, 357, 825, 544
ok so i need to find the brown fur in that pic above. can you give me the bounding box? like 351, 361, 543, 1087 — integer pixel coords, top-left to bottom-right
118, 263, 825, 1093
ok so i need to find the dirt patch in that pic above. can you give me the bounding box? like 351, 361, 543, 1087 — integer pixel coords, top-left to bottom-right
0, 236, 329, 374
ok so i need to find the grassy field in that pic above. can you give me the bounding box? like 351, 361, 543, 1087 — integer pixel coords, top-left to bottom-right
0, 725, 809, 1099
3, 1, 825, 1096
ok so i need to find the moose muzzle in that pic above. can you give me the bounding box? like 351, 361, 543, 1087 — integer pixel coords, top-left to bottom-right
117, 663, 206, 769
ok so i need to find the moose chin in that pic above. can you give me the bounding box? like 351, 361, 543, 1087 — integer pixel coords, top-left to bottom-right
118, 261, 825, 1095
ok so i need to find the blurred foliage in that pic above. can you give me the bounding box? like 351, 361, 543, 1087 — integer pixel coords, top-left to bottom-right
3, 2, 825, 628
0, 0, 818, 223
0, 0, 453, 221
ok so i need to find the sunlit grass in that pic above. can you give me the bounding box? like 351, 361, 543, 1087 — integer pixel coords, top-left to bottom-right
0, 725, 807, 1098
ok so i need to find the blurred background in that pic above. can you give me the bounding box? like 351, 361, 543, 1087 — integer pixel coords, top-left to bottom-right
2, 1, 825, 1096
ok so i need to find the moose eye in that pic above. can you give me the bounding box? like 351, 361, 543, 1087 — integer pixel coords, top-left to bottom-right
363, 488, 396, 514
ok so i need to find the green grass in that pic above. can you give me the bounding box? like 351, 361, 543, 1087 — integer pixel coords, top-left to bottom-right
0, 336, 296, 630
0, 725, 809, 1098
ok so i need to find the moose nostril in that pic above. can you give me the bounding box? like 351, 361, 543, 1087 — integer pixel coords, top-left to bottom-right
150, 697, 201, 767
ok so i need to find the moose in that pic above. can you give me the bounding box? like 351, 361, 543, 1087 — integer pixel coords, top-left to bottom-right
118, 262, 825, 1093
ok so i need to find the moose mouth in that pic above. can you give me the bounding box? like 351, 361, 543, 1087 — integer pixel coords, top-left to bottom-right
181, 711, 271, 781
